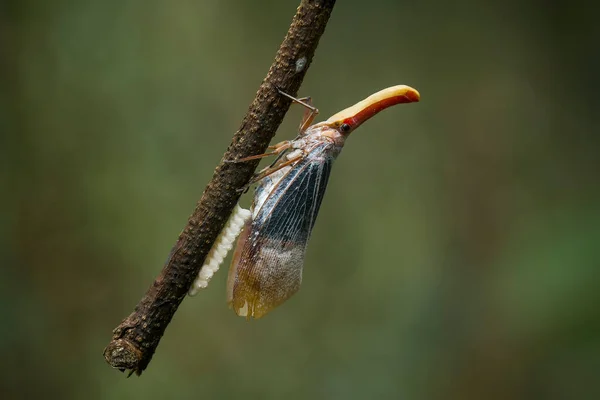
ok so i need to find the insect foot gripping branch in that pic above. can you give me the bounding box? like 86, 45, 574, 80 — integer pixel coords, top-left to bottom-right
226, 85, 420, 319
188, 204, 252, 296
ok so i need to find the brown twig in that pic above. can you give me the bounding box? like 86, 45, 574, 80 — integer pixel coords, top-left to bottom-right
103, 0, 337, 376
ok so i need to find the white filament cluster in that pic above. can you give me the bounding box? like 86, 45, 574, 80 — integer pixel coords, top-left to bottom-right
188, 204, 252, 296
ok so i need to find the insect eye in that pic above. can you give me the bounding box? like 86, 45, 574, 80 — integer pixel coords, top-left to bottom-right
339, 123, 351, 133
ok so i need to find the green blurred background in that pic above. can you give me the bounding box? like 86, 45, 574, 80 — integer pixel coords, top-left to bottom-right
2, 0, 599, 399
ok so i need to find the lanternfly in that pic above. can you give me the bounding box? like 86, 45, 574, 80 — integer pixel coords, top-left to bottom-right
191, 85, 420, 318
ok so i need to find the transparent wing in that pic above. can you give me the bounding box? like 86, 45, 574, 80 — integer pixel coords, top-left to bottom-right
227, 151, 333, 318
260, 154, 332, 244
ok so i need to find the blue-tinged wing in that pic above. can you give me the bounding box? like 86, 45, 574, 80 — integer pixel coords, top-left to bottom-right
227, 144, 334, 318
258, 153, 332, 244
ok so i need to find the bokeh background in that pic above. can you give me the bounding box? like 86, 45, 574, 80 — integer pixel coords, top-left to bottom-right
2, 0, 599, 399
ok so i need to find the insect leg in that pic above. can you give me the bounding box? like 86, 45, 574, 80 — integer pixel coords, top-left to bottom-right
234, 150, 303, 194
276, 88, 319, 134
266, 148, 289, 169
225, 141, 292, 163
247, 153, 303, 185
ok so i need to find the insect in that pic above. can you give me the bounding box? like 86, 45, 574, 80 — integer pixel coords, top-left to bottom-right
225, 84, 420, 319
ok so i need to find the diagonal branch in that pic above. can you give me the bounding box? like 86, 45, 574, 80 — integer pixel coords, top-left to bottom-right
103, 0, 337, 376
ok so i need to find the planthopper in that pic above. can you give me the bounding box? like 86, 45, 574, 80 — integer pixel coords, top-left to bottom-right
190, 85, 420, 318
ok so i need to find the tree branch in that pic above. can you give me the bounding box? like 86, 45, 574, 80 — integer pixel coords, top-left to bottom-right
103, 0, 337, 376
